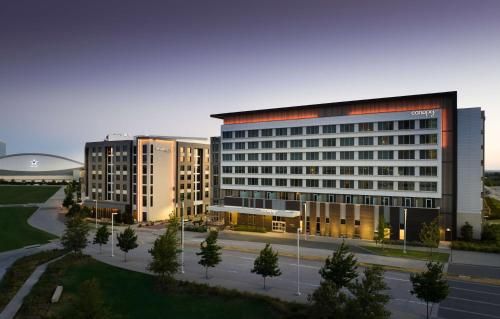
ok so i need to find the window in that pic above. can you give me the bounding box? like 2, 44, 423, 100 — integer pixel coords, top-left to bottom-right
378, 166, 393, 175
222, 177, 232, 184
398, 181, 415, 191
358, 166, 373, 175
323, 125, 336, 134
291, 140, 303, 148
291, 152, 303, 160
358, 151, 373, 160
420, 134, 438, 144
235, 142, 245, 150
261, 141, 273, 149
398, 150, 415, 160
291, 166, 303, 174
358, 180, 373, 189
306, 139, 319, 147
398, 120, 415, 130
222, 166, 233, 173
247, 166, 259, 174
261, 178, 272, 186
340, 166, 354, 175
339, 124, 355, 133
235, 166, 245, 173
322, 151, 336, 160
290, 179, 302, 187
248, 129, 259, 137
275, 179, 287, 186
398, 135, 415, 145
359, 136, 374, 146
291, 127, 303, 135
248, 153, 259, 161
248, 178, 259, 185
261, 129, 273, 137
323, 180, 336, 188
275, 153, 287, 161
322, 138, 336, 147
420, 166, 438, 176
276, 128, 288, 136
378, 150, 393, 160
275, 167, 287, 174
340, 180, 354, 189
261, 153, 273, 161
378, 121, 394, 131
306, 180, 319, 187
420, 119, 438, 129
359, 122, 374, 132
377, 181, 393, 190
235, 130, 245, 138
398, 166, 415, 176
340, 138, 354, 146
339, 151, 354, 160
235, 154, 245, 161
261, 166, 273, 174
276, 140, 288, 148
306, 152, 319, 160
235, 177, 245, 185
322, 166, 336, 174
248, 142, 259, 149
420, 182, 437, 192
378, 136, 394, 145
222, 154, 233, 161
222, 143, 233, 150
306, 126, 319, 135
306, 166, 319, 174
420, 150, 437, 160
222, 131, 233, 139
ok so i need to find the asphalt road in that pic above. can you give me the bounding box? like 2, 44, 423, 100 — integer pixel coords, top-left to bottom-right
448, 263, 500, 280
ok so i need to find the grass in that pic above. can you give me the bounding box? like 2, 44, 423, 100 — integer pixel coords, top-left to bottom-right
0, 249, 66, 312
485, 196, 500, 219
0, 207, 57, 252
0, 185, 59, 204
17, 255, 307, 319
362, 246, 450, 263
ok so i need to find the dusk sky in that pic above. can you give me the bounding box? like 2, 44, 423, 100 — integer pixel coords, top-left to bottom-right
1, 0, 499, 168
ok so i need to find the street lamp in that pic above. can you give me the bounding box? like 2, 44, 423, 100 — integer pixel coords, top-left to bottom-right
303, 202, 308, 241
95, 199, 98, 229
403, 208, 407, 254
296, 220, 302, 296
111, 212, 118, 257
446, 227, 453, 263
181, 201, 185, 274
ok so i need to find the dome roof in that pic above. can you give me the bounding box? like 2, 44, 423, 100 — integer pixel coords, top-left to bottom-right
0, 153, 83, 172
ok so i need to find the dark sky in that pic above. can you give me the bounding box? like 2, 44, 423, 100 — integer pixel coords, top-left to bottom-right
1, 0, 499, 167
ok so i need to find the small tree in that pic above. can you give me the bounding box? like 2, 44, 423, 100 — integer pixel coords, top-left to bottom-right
347, 265, 391, 319
251, 243, 281, 289
72, 278, 114, 319
460, 222, 473, 241
419, 218, 440, 259
62, 195, 75, 209
308, 282, 348, 319
376, 213, 386, 248
116, 226, 138, 262
197, 230, 222, 279
93, 224, 111, 254
148, 217, 181, 286
410, 262, 449, 319
61, 215, 89, 255
319, 241, 357, 289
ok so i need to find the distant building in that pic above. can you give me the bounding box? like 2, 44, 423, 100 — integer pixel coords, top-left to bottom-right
82, 135, 210, 222
0, 140, 5, 156
210, 136, 221, 205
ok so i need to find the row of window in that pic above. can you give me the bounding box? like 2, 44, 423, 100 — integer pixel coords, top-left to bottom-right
222, 150, 438, 161
222, 166, 438, 176
222, 119, 437, 139
221, 178, 437, 191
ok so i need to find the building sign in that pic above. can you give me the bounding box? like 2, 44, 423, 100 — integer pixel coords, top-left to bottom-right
30, 159, 39, 168
410, 110, 437, 118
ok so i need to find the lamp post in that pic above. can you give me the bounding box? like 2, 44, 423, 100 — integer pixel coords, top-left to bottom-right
95, 199, 98, 229
181, 201, 185, 274
296, 221, 302, 296
111, 212, 118, 257
446, 228, 453, 263
403, 208, 407, 254
303, 202, 308, 241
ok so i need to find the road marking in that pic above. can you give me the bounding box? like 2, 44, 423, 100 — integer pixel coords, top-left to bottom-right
448, 296, 500, 307
451, 287, 500, 296
448, 279, 500, 288
392, 298, 426, 306
385, 276, 409, 282
238, 257, 254, 261
439, 306, 500, 318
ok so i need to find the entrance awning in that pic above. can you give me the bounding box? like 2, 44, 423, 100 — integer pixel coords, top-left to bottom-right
208, 205, 300, 218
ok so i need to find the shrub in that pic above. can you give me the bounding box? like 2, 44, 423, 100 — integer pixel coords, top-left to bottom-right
233, 225, 267, 233
184, 225, 207, 233
481, 223, 500, 242
460, 222, 474, 241
451, 241, 500, 253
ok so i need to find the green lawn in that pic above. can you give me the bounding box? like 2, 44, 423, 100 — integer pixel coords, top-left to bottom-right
0, 185, 59, 204
485, 196, 500, 219
0, 207, 57, 252
362, 246, 450, 263
17, 255, 306, 319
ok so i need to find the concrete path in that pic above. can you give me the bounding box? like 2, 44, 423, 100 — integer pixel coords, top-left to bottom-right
27, 187, 66, 237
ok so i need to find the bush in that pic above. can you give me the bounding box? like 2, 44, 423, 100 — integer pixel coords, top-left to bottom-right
460, 222, 473, 241
485, 197, 500, 219
451, 241, 500, 253
233, 225, 267, 233
184, 225, 207, 232
481, 223, 500, 242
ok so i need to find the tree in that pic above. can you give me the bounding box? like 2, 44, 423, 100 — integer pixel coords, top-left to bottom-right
410, 261, 449, 319
116, 226, 138, 262
347, 265, 391, 319
319, 241, 357, 289
62, 194, 75, 209
376, 213, 386, 248
93, 224, 111, 254
61, 215, 89, 255
251, 243, 281, 289
308, 282, 348, 319
460, 222, 473, 241
419, 218, 440, 259
71, 278, 115, 319
197, 230, 222, 279
148, 217, 181, 286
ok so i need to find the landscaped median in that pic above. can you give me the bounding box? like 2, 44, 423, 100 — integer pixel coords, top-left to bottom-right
361, 246, 450, 263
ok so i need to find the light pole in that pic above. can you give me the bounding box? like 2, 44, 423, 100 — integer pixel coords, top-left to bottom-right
181, 201, 185, 274
303, 202, 308, 241
111, 212, 118, 257
95, 199, 98, 229
403, 208, 407, 254
296, 221, 302, 296
446, 228, 453, 263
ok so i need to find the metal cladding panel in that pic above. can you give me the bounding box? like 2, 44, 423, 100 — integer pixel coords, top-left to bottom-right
330, 203, 340, 237
360, 205, 375, 240
407, 208, 439, 242
345, 205, 355, 238
389, 207, 400, 240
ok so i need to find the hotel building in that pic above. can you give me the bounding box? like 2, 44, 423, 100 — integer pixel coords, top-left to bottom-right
83, 134, 210, 222
209, 92, 485, 240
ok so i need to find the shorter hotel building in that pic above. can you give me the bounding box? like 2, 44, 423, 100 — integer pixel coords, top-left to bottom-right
209, 92, 485, 240
82, 134, 210, 222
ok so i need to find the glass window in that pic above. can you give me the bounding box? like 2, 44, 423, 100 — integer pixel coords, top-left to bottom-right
358, 136, 374, 146
420, 182, 437, 192
377, 136, 394, 145
235, 154, 245, 161
322, 151, 336, 160
340, 138, 354, 146
398, 120, 415, 130
323, 180, 336, 188
248, 142, 259, 149
378, 150, 393, 160
340, 166, 354, 175
306, 126, 319, 135
420, 134, 438, 144
248, 178, 259, 185
275, 167, 287, 174
420, 119, 438, 129
339, 124, 355, 133
261, 141, 273, 149
235, 177, 245, 185
222, 177, 232, 184
306, 166, 319, 174
222, 143, 233, 150
306, 152, 319, 160
340, 180, 354, 189
276, 140, 288, 148
358, 151, 373, 160
377, 121, 394, 131
322, 166, 336, 174
358, 180, 373, 189
358, 122, 374, 132
306, 139, 319, 147
398, 150, 415, 160
235, 130, 245, 138
290, 179, 302, 187
248, 129, 259, 137
235, 142, 245, 150
275, 179, 287, 186
261, 129, 273, 137
378, 166, 393, 175
247, 166, 259, 174
322, 138, 336, 147
398, 135, 415, 145
275, 153, 287, 161
290, 140, 303, 148
290, 152, 303, 160
248, 153, 259, 161
420, 166, 437, 176
222, 166, 232, 173
339, 151, 354, 160
222, 154, 233, 161
291, 127, 303, 135
222, 131, 233, 139
398, 166, 415, 176
420, 150, 437, 160
261, 178, 272, 186
377, 181, 393, 190
306, 180, 319, 187
398, 181, 415, 191
261, 153, 273, 161
322, 125, 336, 134
235, 166, 245, 174
358, 166, 373, 175
291, 166, 303, 174
275, 128, 288, 136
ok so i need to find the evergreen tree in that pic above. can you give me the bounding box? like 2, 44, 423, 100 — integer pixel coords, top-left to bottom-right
319, 241, 357, 289
251, 243, 281, 289
61, 215, 89, 255
93, 224, 111, 254
347, 265, 391, 319
148, 217, 181, 286
72, 278, 114, 319
116, 226, 138, 262
410, 261, 449, 319
308, 282, 348, 319
197, 230, 222, 279
419, 218, 440, 259
460, 222, 473, 241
